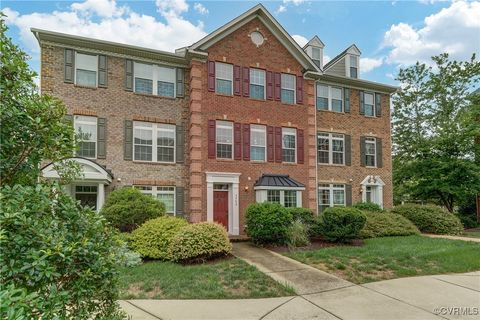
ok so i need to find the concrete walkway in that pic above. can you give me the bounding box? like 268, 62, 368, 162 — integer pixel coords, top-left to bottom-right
120, 243, 480, 319
423, 233, 480, 243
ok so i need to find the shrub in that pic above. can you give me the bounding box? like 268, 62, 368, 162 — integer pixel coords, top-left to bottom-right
130, 216, 188, 259
457, 197, 479, 228
320, 207, 366, 242
360, 211, 420, 238
391, 204, 464, 235
0, 184, 125, 319
101, 187, 166, 232
286, 207, 318, 236
245, 203, 293, 245
168, 222, 232, 262
286, 219, 310, 249
353, 202, 385, 212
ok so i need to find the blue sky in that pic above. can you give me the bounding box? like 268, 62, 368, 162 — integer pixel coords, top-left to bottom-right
3, 0, 480, 85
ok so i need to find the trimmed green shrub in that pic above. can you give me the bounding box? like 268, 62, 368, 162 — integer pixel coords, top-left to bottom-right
391, 204, 464, 235
320, 207, 366, 242
168, 222, 232, 262
0, 184, 125, 319
101, 187, 166, 232
286, 207, 318, 236
360, 211, 420, 238
246, 203, 293, 245
130, 216, 188, 259
353, 202, 385, 212
286, 219, 310, 248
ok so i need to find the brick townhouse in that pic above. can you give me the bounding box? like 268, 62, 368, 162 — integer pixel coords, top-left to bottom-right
36, 4, 397, 235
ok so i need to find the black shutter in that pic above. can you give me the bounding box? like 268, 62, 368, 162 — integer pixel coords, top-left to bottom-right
360, 136, 366, 167
98, 55, 107, 87
176, 68, 184, 98
376, 138, 383, 168
124, 120, 133, 160
344, 88, 350, 113
125, 59, 133, 91
359, 91, 365, 115
176, 187, 185, 216
375, 93, 382, 117
64, 49, 75, 83
97, 118, 106, 159
346, 184, 352, 206
176, 125, 185, 163
345, 134, 351, 166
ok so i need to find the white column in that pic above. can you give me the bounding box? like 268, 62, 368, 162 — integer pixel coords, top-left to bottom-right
361, 185, 367, 203
96, 183, 105, 213
297, 191, 302, 207
378, 186, 384, 209
232, 182, 240, 235
206, 181, 214, 223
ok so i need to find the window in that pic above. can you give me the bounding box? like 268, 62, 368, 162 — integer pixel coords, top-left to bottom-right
312, 47, 322, 68
215, 62, 233, 95
281, 73, 295, 104
250, 69, 265, 100
135, 186, 176, 214
282, 128, 296, 163
349, 55, 358, 78
74, 115, 97, 158
365, 137, 376, 167
317, 133, 345, 165
267, 190, 280, 203
284, 190, 297, 208
318, 184, 345, 212
75, 53, 97, 87
316, 84, 343, 112
75, 185, 98, 210
216, 121, 233, 159
265, 189, 299, 207
364, 92, 375, 117
134, 62, 176, 97
133, 122, 175, 163
250, 125, 266, 161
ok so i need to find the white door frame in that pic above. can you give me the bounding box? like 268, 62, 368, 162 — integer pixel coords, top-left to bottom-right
206, 172, 241, 235
361, 175, 385, 209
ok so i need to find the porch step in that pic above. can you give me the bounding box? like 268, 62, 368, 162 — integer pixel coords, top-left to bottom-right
229, 235, 251, 242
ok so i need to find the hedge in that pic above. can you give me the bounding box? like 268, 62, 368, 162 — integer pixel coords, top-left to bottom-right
360, 211, 420, 238
245, 203, 292, 245
320, 207, 366, 242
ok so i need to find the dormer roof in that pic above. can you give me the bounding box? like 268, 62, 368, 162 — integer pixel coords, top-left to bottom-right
324, 44, 361, 70
303, 35, 325, 49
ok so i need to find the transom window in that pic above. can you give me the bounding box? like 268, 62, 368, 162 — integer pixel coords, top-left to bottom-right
365, 137, 376, 167
266, 189, 298, 208
317, 133, 344, 165
364, 92, 375, 117
316, 84, 343, 112
134, 62, 176, 97
216, 121, 233, 159
215, 62, 233, 95
135, 186, 176, 214
250, 124, 266, 161
75, 52, 97, 87
312, 47, 322, 68
250, 68, 266, 100
281, 73, 295, 104
349, 55, 358, 79
74, 115, 97, 158
318, 184, 345, 213
133, 122, 176, 163
282, 128, 296, 163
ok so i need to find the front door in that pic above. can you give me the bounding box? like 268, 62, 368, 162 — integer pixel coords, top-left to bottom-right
213, 190, 229, 229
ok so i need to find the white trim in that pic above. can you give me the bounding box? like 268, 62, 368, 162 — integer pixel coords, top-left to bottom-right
318, 183, 346, 209
134, 62, 176, 97
361, 175, 385, 209
365, 137, 377, 167
75, 52, 98, 87
42, 158, 112, 184
250, 124, 266, 162
133, 121, 176, 163
135, 185, 177, 215
282, 127, 297, 163
215, 121, 234, 159
317, 132, 345, 165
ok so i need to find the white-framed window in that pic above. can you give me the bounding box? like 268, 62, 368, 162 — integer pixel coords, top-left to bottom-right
267, 190, 280, 203
364, 92, 375, 117
250, 124, 266, 161
281, 73, 295, 104
216, 121, 233, 159
266, 189, 299, 208
317, 133, 344, 165
135, 186, 176, 214
365, 137, 376, 167
316, 84, 343, 112
318, 184, 345, 213
250, 68, 266, 100
349, 55, 358, 78
311, 47, 322, 68
74, 115, 97, 158
74, 185, 98, 210
282, 128, 296, 163
133, 122, 176, 163
134, 62, 176, 97
215, 62, 233, 95
75, 52, 97, 87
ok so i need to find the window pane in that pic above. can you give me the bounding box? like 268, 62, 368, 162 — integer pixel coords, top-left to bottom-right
312, 47, 321, 60
76, 69, 96, 87
157, 193, 174, 213
316, 97, 328, 110
251, 125, 266, 161
350, 67, 358, 78
319, 188, 330, 205
135, 62, 153, 79
350, 55, 358, 67
250, 84, 265, 99
317, 135, 329, 164
75, 116, 97, 158
331, 87, 342, 100
134, 127, 153, 161
135, 78, 153, 94
332, 99, 343, 112
215, 63, 233, 80
77, 141, 96, 158
282, 134, 295, 149
250, 69, 265, 86
282, 149, 295, 163
332, 140, 344, 165
216, 144, 232, 159
157, 66, 176, 83
157, 81, 175, 97
284, 190, 297, 208
251, 146, 265, 161
317, 85, 329, 98
267, 190, 280, 203
365, 103, 375, 116
281, 74, 295, 90
281, 89, 294, 104
76, 53, 97, 71
216, 79, 232, 95
365, 93, 374, 105
216, 122, 233, 144
333, 189, 345, 206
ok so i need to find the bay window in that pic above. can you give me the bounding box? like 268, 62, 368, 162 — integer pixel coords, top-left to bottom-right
265, 189, 300, 207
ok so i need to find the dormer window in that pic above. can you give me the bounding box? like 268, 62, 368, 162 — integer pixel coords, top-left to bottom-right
349, 55, 358, 79
311, 47, 322, 68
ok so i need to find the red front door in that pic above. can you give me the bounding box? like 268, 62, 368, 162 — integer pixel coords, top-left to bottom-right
213, 191, 229, 229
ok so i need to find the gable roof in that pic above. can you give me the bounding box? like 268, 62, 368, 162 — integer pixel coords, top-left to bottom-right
303, 35, 325, 49
324, 44, 361, 70
187, 4, 320, 72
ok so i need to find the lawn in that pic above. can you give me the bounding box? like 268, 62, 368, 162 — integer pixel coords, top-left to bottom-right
118, 257, 294, 299
284, 235, 480, 284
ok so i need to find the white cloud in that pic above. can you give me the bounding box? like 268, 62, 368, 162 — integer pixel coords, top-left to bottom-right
4, 0, 206, 54
323, 55, 331, 65
360, 57, 384, 73
292, 34, 308, 47
383, 1, 480, 65
276, 5, 287, 14
193, 3, 208, 15
276, 0, 306, 14
418, 0, 448, 4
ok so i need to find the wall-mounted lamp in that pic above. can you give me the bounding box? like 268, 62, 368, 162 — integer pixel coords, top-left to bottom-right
244, 186, 249, 192
117, 177, 122, 182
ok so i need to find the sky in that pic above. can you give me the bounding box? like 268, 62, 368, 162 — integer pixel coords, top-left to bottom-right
3, 0, 480, 85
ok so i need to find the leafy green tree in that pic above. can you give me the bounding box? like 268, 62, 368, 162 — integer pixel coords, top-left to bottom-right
0, 16, 76, 186
392, 53, 480, 211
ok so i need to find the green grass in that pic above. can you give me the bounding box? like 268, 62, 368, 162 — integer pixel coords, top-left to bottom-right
285, 235, 480, 284
118, 257, 295, 299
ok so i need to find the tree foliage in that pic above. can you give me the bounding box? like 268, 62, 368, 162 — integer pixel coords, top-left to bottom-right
392, 53, 480, 211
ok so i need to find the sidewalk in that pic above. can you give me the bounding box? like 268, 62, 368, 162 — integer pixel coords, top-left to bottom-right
423, 233, 480, 243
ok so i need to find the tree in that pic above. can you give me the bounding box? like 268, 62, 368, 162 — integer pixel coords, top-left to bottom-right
392, 53, 480, 212
0, 15, 76, 186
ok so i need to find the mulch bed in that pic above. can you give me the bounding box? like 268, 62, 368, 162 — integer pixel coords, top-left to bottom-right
266, 238, 364, 253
